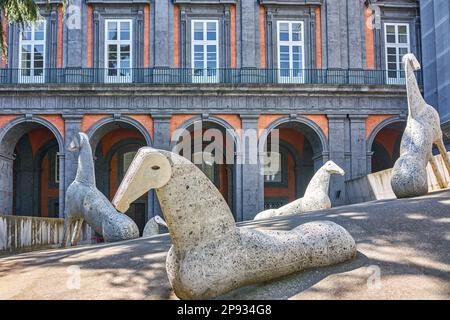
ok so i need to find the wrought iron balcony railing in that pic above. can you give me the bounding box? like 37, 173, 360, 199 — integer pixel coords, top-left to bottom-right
0, 68, 422, 86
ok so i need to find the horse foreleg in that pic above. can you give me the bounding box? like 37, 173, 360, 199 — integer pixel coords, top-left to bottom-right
71, 218, 84, 247
429, 154, 447, 189
435, 137, 450, 177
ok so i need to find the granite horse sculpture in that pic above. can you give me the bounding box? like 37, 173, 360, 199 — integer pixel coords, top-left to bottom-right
254, 161, 345, 220
61, 132, 139, 247
143, 215, 168, 237
112, 147, 356, 299
391, 53, 450, 198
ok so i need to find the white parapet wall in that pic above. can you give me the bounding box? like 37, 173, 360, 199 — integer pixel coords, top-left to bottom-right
0, 215, 95, 255
346, 152, 450, 204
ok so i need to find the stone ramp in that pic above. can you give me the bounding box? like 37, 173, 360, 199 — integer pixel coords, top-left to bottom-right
1, 190, 450, 300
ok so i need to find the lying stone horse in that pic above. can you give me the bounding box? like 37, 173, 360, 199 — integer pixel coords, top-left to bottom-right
112, 147, 356, 300
391, 53, 450, 198
254, 160, 345, 220
61, 132, 139, 247
142, 215, 168, 237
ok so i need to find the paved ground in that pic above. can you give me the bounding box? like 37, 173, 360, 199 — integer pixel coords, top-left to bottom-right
1, 190, 449, 300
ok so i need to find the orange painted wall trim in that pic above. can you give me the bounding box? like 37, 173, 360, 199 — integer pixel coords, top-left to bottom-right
230, 5, 237, 68
86, 5, 93, 67
0, 115, 63, 138
364, 5, 375, 69
365, 115, 396, 140
214, 114, 241, 131
37, 115, 65, 139
144, 4, 150, 67
127, 114, 153, 139
257, 115, 284, 138
170, 114, 196, 138
304, 114, 328, 138
81, 114, 109, 132
173, 4, 180, 67
56, 5, 64, 68
315, 7, 322, 69
0, 115, 18, 129
259, 6, 267, 68
1, 11, 7, 67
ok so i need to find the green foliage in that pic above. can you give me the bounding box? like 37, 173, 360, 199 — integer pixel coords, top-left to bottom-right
0, 1, 69, 57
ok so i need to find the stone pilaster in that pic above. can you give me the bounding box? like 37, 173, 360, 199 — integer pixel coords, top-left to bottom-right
62, 115, 83, 217
349, 115, 368, 179
240, 115, 263, 220
327, 114, 347, 206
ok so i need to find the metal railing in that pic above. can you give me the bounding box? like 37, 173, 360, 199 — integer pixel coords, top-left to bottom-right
0, 68, 422, 86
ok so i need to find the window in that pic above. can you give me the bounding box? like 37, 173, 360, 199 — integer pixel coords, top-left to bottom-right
191, 20, 219, 83
105, 19, 132, 83
384, 23, 410, 84
277, 21, 304, 84
19, 21, 46, 83
123, 151, 137, 175
263, 151, 282, 183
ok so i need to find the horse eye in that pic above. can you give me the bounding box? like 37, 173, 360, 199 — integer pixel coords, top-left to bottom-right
152, 165, 160, 170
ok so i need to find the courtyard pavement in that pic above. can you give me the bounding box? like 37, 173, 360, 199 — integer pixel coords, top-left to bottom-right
0, 190, 449, 300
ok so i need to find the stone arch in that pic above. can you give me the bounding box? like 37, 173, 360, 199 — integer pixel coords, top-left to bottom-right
367, 116, 405, 151
170, 115, 242, 220
86, 116, 153, 229
367, 116, 406, 173
86, 115, 152, 152
260, 116, 328, 210
0, 116, 65, 216
170, 115, 242, 154
259, 115, 329, 167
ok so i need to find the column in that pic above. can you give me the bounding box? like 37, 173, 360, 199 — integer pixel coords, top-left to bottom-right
240, 115, 263, 220
66, 0, 84, 68
0, 153, 14, 215
240, 1, 257, 68
62, 115, 83, 217
327, 114, 347, 206
151, 114, 172, 218
349, 115, 368, 179
154, 1, 170, 67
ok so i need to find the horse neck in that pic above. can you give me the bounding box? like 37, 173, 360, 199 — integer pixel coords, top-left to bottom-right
304, 168, 330, 199
156, 152, 236, 252
405, 60, 425, 119
75, 141, 96, 186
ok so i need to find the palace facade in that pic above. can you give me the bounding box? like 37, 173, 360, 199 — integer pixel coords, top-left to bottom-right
0, 0, 447, 234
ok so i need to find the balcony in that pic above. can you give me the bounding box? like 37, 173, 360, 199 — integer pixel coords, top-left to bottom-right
0, 68, 422, 86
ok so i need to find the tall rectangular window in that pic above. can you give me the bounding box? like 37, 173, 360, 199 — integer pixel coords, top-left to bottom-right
19, 22, 46, 83
191, 20, 218, 83
105, 19, 132, 83
277, 21, 304, 83
384, 23, 410, 84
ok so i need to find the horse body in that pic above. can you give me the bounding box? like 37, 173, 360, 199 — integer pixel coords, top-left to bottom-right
391, 54, 450, 198
254, 161, 344, 220
113, 148, 356, 299
61, 133, 139, 247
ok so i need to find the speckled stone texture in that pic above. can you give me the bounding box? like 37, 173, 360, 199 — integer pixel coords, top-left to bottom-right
143, 215, 168, 237
254, 161, 345, 220
391, 54, 450, 198
113, 148, 356, 300
61, 133, 139, 247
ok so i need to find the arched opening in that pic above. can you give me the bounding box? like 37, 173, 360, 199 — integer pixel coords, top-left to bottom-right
262, 121, 325, 210
89, 120, 150, 235
172, 120, 237, 219
370, 121, 405, 173
0, 121, 62, 217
